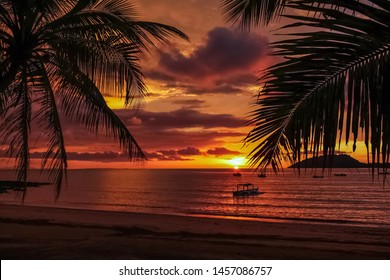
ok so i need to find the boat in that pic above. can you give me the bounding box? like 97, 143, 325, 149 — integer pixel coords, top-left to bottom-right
313, 175, 324, 178
233, 172, 241, 177
334, 173, 347, 177
233, 183, 260, 196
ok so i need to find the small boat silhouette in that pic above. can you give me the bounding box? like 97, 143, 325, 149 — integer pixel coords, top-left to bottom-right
233, 183, 261, 196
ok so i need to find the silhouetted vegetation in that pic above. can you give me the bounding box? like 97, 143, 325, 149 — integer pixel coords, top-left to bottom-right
222, 0, 390, 173
0, 0, 187, 196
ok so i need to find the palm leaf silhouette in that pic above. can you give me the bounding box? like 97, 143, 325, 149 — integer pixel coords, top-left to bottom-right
0, 0, 188, 197
225, 0, 390, 172
221, 0, 287, 29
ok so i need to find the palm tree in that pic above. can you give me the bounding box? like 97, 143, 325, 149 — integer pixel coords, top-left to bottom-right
222, 0, 390, 172
0, 0, 188, 196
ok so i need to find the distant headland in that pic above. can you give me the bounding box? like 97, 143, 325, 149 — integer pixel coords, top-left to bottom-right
288, 154, 367, 168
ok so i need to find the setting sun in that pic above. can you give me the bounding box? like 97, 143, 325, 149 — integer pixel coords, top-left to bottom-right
228, 157, 246, 167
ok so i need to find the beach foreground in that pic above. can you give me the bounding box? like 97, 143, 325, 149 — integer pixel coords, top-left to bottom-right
0, 204, 389, 259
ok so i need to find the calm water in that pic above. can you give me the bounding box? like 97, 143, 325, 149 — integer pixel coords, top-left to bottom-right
1, 169, 390, 227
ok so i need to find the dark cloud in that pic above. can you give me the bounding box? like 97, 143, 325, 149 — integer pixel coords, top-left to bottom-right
119, 108, 246, 129
177, 146, 202, 156
215, 74, 258, 87
28, 149, 199, 162
29, 151, 129, 162
8, 145, 244, 163
140, 130, 244, 150
145, 70, 175, 82
114, 108, 248, 151
164, 83, 244, 95
144, 147, 201, 161
170, 99, 206, 108
145, 92, 164, 98
156, 149, 177, 156
144, 151, 193, 161
207, 147, 242, 156
16, 107, 247, 153
3, 107, 247, 160
184, 84, 244, 95
134, 129, 245, 150
159, 27, 268, 79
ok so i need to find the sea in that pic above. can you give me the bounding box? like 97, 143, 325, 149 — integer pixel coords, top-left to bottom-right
1, 169, 390, 227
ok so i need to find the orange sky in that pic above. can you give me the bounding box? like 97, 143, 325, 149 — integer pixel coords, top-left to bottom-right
0, 0, 369, 170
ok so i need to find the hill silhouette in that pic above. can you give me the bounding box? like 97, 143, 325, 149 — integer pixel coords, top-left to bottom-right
289, 154, 367, 168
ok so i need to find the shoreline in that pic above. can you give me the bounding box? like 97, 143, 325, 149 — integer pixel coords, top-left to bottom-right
1, 204, 390, 259
3, 202, 389, 228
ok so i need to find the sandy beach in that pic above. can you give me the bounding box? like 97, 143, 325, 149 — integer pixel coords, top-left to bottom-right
0, 204, 389, 259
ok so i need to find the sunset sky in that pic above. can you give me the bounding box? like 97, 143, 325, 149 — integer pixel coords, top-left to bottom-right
0, 0, 369, 169
46, 0, 270, 169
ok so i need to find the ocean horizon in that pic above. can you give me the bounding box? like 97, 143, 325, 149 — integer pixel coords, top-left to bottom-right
1, 168, 390, 228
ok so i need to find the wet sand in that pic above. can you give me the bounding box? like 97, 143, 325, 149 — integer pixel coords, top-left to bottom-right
0, 204, 389, 259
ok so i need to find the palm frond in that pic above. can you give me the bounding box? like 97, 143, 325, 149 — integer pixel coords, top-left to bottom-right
0, 2, 15, 29
33, 62, 67, 198
247, 0, 390, 173
0, 62, 21, 111
49, 32, 146, 105
47, 4, 188, 50
131, 21, 189, 46
0, 67, 31, 183
221, 0, 287, 29
50, 56, 145, 161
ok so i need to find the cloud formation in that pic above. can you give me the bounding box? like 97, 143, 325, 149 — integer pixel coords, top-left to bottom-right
159, 27, 268, 79
170, 99, 206, 108
14, 144, 243, 163
144, 151, 193, 161
177, 147, 202, 156
215, 74, 258, 87
29, 151, 129, 162
38, 109, 247, 152
172, 84, 244, 95
121, 108, 246, 129
145, 70, 175, 82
